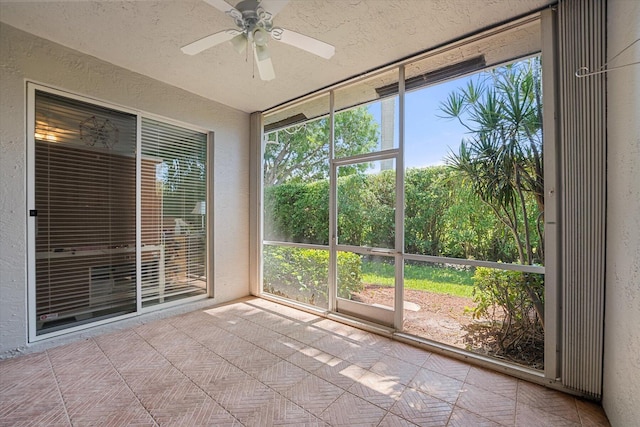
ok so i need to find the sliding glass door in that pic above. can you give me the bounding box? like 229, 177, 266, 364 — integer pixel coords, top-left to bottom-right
29, 85, 209, 339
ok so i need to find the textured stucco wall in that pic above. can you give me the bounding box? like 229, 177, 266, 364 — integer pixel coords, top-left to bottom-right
602, 0, 640, 425
0, 23, 251, 355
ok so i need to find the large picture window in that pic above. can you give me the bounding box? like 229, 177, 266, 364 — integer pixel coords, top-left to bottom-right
30, 87, 209, 337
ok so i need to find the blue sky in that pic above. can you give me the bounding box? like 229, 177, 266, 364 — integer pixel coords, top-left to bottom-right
368, 74, 475, 169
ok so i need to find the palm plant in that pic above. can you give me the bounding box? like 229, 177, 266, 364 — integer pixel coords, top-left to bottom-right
440, 58, 544, 327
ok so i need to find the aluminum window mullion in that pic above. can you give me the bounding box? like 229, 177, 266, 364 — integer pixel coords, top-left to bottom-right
263, 240, 329, 251
328, 90, 337, 312
395, 65, 405, 331
135, 115, 142, 312
26, 84, 38, 343
403, 253, 546, 274
332, 148, 399, 166
541, 7, 560, 382
335, 244, 396, 257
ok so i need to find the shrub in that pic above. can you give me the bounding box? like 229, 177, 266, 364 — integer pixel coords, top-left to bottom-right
263, 246, 362, 306
471, 267, 544, 352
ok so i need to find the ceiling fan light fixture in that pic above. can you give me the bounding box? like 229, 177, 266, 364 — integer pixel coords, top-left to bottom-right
230, 33, 248, 53
253, 27, 269, 47
255, 43, 270, 61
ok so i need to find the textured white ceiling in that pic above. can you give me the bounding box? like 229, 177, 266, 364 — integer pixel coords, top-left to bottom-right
0, 0, 552, 113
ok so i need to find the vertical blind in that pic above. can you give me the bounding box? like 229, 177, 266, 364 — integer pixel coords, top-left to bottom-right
140, 118, 208, 307
34, 91, 138, 334
558, 0, 606, 399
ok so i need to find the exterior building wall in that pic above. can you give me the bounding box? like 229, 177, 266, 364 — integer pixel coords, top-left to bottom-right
0, 23, 251, 356
603, 0, 640, 424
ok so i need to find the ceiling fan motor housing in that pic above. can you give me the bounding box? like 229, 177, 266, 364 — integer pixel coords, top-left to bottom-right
233, 0, 274, 35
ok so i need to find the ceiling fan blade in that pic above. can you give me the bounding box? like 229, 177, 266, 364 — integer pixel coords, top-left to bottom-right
259, 0, 289, 17
254, 45, 275, 81
181, 30, 237, 55
274, 28, 335, 59
203, 0, 237, 14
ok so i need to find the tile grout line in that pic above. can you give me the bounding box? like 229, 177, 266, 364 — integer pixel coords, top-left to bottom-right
129, 325, 248, 426
574, 396, 586, 426
173, 310, 401, 426
445, 360, 477, 426
44, 349, 73, 426
225, 304, 433, 426
453, 368, 521, 426
92, 336, 161, 427
383, 357, 431, 426
141, 318, 337, 425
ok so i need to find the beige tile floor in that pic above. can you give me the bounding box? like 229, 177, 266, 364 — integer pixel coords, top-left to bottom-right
1, 298, 610, 426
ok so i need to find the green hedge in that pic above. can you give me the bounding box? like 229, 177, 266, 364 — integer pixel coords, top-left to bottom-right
263, 246, 362, 307
264, 166, 540, 264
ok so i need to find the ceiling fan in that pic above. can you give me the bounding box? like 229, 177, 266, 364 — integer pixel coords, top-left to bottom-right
181, 0, 336, 81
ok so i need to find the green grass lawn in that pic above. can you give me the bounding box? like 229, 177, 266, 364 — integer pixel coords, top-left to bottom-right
361, 261, 475, 298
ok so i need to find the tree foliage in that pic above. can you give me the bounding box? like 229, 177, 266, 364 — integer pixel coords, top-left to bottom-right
471, 267, 544, 362
264, 107, 379, 186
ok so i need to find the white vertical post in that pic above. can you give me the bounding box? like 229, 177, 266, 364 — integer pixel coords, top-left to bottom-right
328, 91, 337, 312
394, 66, 406, 330
249, 113, 263, 297
207, 131, 216, 298
541, 7, 560, 381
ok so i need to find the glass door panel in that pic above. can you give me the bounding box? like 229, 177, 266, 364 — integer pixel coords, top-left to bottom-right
140, 118, 208, 308
34, 90, 137, 334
